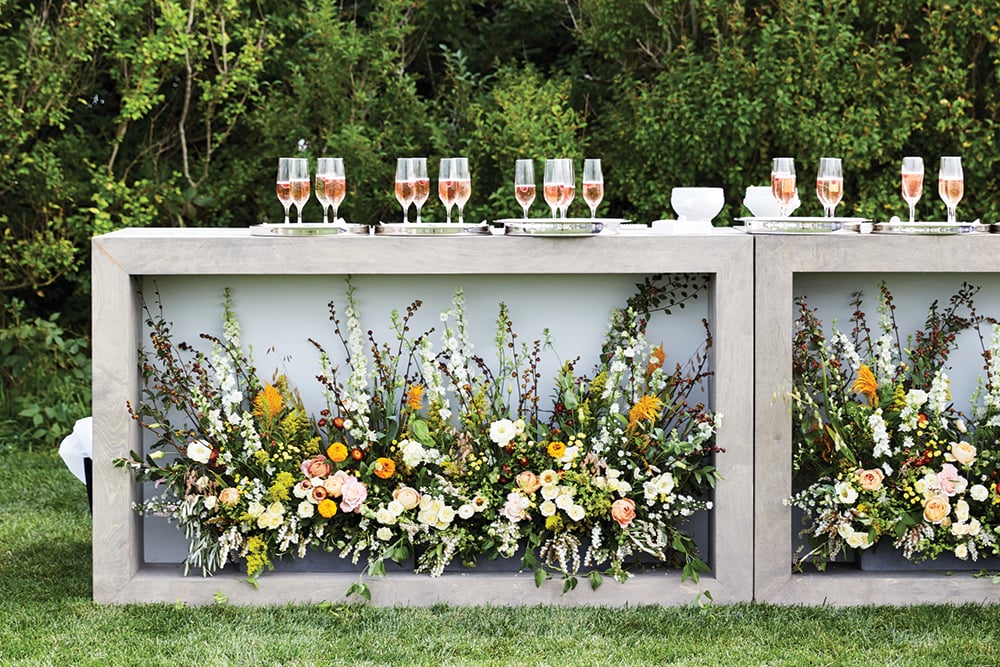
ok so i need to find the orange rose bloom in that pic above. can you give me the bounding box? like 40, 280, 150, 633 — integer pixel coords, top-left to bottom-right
317, 498, 338, 518
611, 498, 637, 528
326, 442, 348, 463
373, 457, 396, 479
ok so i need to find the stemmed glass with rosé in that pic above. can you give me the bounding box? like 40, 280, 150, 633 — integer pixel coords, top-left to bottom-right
901, 156, 924, 224
514, 159, 535, 219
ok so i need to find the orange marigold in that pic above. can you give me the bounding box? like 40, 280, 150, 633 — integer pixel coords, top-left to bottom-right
628, 394, 664, 427
852, 364, 879, 407
406, 384, 425, 410
317, 498, 338, 518
327, 441, 349, 463
252, 382, 283, 420
374, 457, 396, 479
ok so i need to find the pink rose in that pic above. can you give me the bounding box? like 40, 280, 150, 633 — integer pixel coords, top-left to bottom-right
302, 455, 332, 478
610, 498, 637, 528
937, 463, 967, 497
500, 492, 530, 522
339, 475, 368, 513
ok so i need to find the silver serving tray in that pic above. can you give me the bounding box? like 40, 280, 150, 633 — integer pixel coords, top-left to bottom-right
250, 223, 368, 237
497, 218, 610, 237
874, 221, 986, 235
374, 222, 489, 236
737, 216, 869, 234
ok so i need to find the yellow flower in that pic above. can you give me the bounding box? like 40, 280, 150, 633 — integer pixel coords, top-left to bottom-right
628, 394, 664, 427
318, 498, 338, 518
373, 457, 396, 480
326, 441, 348, 463
852, 365, 879, 407
547, 441, 566, 458
253, 382, 284, 420
406, 384, 425, 410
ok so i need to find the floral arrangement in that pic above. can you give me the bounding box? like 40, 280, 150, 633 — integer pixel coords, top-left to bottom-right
116, 275, 721, 595
789, 281, 1000, 568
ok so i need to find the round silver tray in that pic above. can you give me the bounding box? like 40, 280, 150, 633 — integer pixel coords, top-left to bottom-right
498, 218, 607, 237
374, 222, 489, 236
874, 221, 987, 235
736, 216, 869, 234
250, 223, 368, 237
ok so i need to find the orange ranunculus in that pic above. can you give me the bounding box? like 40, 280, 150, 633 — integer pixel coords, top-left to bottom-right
547, 441, 566, 458
317, 498, 338, 518
373, 457, 396, 479
326, 442, 348, 463
406, 384, 425, 410
852, 365, 878, 407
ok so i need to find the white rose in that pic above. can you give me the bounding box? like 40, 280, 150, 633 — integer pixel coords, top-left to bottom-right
555, 491, 575, 510
968, 518, 982, 536
955, 543, 969, 560
539, 500, 557, 517
971, 484, 989, 502
387, 500, 405, 517
845, 531, 868, 549
955, 499, 970, 523
375, 507, 396, 525
489, 419, 517, 446
907, 389, 928, 406
203, 495, 217, 511
437, 506, 456, 524
458, 504, 475, 519
541, 485, 560, 501
247, 501, 265, 518
951, 522, 968, 537
567, 504, 586, 521
376, 527, 393, 541
186, 439, 212, 464
297, 500, 315, 519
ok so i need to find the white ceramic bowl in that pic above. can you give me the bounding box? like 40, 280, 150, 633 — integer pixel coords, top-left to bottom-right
743, 185, 800, 218
670, 187, 725, 222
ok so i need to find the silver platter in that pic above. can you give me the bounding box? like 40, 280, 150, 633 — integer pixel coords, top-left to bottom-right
250, 223, 368, 237
374, 222, 489, 236
737, 216, 869, 234
874, 221, 987, 235
499, 218, 605, 237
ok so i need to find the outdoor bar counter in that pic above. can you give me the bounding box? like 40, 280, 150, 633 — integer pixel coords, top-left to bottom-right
91, 226, 1000, 605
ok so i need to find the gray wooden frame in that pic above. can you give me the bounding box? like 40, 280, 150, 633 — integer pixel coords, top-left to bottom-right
754, 233, 1000, 605
92, 228, 755, 605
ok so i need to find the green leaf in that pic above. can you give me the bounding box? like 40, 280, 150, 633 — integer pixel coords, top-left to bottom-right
562, 576, 578, 594
589, 571, 603, 591
533, 568, 547, 588
411, 419, 433, 446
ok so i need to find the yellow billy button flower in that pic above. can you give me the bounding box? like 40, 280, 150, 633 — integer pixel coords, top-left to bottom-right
852, 365, 878, 407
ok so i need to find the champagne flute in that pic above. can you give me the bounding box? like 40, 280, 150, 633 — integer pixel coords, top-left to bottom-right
543, 159, 561, 219
394, 157, 414, 224
770, 157, 796, 218
276, 157, 293, 224
582, 158, 604, 219
514, 159, 535, 219
901, 156, 924, 224
815, 157, 843, 218
559, 158, 575, 218
453, 157, 471, 224
315, 157, 346, 225
411, 158, 429, 223
290, 158, 311, 223
438, 158, 456, 223
938, 156, 964, 224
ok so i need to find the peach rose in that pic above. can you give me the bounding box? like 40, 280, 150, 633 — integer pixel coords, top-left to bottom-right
393, 486, 421, 510
324, 470, 349, 498
516, 471, 542, 494
302, 455, 332, 478
856, 468, 884, 492
923, 494, 951, 524
950, 441, 977, 466
610, 498, 637, 528
218, 487, 240, 506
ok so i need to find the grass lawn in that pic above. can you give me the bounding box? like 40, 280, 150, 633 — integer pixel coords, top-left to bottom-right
2, 450, 1000, 666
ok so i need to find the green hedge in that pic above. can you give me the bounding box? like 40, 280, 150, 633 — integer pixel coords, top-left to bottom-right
0, 0, 997, 448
